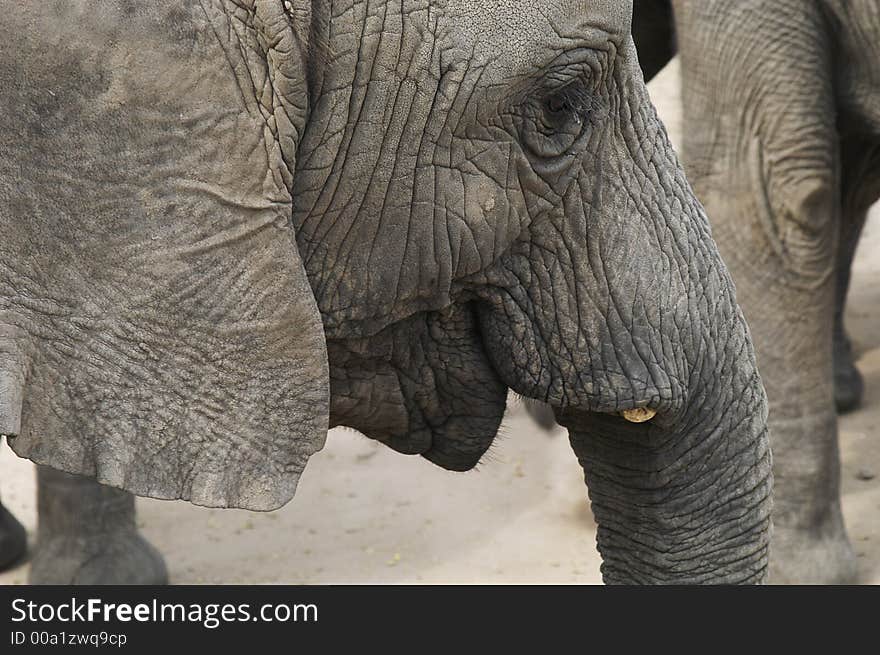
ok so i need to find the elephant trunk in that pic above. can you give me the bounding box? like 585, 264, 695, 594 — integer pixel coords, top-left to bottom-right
563, 306, 773, 584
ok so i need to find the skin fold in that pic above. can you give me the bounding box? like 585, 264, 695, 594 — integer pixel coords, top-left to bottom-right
0, 0, 771, 584
638, 0, 880, 583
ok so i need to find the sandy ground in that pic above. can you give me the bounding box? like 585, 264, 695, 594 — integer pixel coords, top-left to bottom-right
2, 60, 879, 585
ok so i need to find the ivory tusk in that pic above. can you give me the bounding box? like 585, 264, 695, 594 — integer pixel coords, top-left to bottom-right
620, 407, 657, 423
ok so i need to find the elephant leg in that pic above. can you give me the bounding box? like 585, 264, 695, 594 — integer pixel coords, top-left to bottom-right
675, 0, 858, 583
832, 208, 868, 413
698, 132, 855, 585
733, 259, 856, 584
29, 466, 167, 585
0, 495, 27, 571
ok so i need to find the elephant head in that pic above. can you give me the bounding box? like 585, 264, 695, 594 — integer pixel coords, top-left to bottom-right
0, 0, 771, 583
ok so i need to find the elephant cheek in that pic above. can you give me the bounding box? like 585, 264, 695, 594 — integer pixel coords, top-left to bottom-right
325, 305, 507, 470
327, 347, 412, 447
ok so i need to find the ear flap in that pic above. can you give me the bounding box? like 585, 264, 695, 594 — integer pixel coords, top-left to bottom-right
0, 1, 327, 510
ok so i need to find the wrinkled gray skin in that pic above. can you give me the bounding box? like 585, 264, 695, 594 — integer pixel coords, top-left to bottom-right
0, 0, 772, 584
637, 0, 880, 583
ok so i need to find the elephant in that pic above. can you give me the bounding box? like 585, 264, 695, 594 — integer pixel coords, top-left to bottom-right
0, 0, 773, 585
633, 0, 880, 583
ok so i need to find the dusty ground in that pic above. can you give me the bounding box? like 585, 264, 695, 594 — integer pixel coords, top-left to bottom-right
2, 60, 879, 585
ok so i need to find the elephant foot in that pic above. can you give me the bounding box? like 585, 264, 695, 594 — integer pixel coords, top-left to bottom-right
834, 358, 864, 414
769, 526, 858, 585
833, 332, 864, 413
29, 530, 168, 585
30, 466, 168, 584
0, 502, 27, 572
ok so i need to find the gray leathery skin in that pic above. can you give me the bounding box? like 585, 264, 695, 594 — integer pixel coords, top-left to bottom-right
673, 0, 880, 582
1, 1, 771, 584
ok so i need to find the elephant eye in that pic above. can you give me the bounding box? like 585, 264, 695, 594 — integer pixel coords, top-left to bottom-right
543, 85, 591, 126
545, 94, 569, 116
519, 83, 594, 163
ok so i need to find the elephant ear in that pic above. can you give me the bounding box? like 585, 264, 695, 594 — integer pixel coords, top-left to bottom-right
0, 1, 328, 510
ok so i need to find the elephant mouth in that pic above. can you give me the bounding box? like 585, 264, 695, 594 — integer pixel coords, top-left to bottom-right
551, 406, 660, 438
472, 295, 672, 433
327, 296, 672, 474
328, 290, 668, 471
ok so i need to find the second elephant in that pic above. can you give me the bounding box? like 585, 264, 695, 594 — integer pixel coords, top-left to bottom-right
635, 0, 880, 582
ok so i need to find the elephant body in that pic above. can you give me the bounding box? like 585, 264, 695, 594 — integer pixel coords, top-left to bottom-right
634, 0, 880, 582
0, 1, 772, 584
